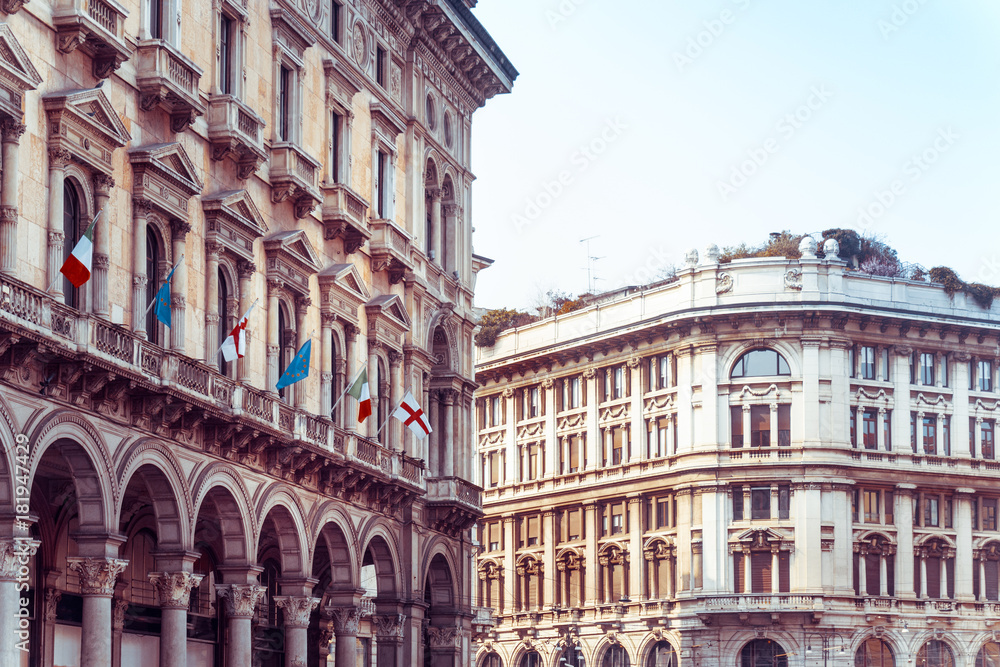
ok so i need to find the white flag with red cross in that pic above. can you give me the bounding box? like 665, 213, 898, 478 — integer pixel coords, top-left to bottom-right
392, 390, 433, 440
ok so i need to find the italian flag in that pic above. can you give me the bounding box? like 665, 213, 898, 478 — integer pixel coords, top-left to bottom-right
346, 368, 372, 423
60, 211, 100, 288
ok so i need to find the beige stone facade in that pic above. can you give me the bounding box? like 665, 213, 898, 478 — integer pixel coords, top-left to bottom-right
473, 240, 1000, 667
0, 0, 514, 666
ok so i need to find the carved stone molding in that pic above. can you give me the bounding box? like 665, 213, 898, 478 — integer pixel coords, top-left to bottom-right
44, 589, 61, 622
217, 584, 267, 618
67, 557, 129, 597
0, 538, 39, 580
427, 625, 461, 649
148, 572, 204, 609
373, 613, 405, 641
274, 595, 320, 628
329, 606, 361, 635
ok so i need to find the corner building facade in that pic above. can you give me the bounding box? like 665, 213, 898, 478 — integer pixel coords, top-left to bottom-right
474, 240, 1000, 667
0, 0, 514, 666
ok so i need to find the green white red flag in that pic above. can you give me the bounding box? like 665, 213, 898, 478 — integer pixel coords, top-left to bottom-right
346, 368, 371, 423
59, 211, 100, 288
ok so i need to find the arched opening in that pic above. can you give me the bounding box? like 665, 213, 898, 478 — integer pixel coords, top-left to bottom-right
62, 180, 83, 309
377, 357, 388, 444
218, 266, 231, 375
916, 640, 954, 667
560, 645, 586, 667
976, 641, 1000, 667
730, 349, 791, 379
440, 175, 455, 275
145, 224, 163, 344
310, 519, 356, 666
975, 542, 1000, 601
598, 544, 628, 604
643, 541, 675, 601
518, 652, 541, 667
740, 639, 788, 667
855, 637, 895, 667
432, 325, 450, 371
600, 645, 630, 667
362, 535, 397, 600
853, 534, 895, 597
554, 550, 583, 609
515, 555, 542, 612
645, 641, 677, 667
480, 652, 503, 667
423, 554, 457, 667
425, 160, 439, 263
917, 539, 954, 599
278, 302, 292, 401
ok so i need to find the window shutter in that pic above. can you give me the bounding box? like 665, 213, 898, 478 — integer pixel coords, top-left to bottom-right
926, 556, 941, 598
527, 571, 538, 610
734, 554, 745, 593
751, 552, 771, 593
986, 561, 999, 601
866, 554, 880, 596
779, 552, 790, 593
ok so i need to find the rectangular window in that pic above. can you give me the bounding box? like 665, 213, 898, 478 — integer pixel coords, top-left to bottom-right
374, 150, 386, 218
278, 65, 291, 141
562, 376, 581, 410
526, 444, 538, 480
942, 354, 950, 387
750, 405, 770, 447
885, 491, 894, 524
219, 15, 234, 95
983, 499, 997, 531
489, 396, 500, 427
983, 421, 996, 460
778, 485, 790, 520
863, 409, 878, 449
849, 347, 857, 378
330, 0, 341, 42
920, 353, 935, 386
911, 412, 917, 452
943, 415, 951, 456
376, 45, 386, 87
882, 348, 890, 381
751, 487, 770, 520
733, 486, 744, 520
489, 452, 499, 487
864, 490, 880, 523
925, 496, 939, 527
860, 345, 876, 380
610, 426, 623, 466
731, 406, 743, 448
979, 361, 994, 392
922, 415, 937, 455
567, 436, 579, 473
329, 110, 342, 183
884, 410, 892, 450
488, 522, 500, 551
852, 489, 859, 523
611, 505, 624, 535
613, 366, 625, 399
945, 497, 953, 529
778, 404, 790, 446
851, 408, 858, 448
150, 0, 164, 39
527, 516, 539, 546
657, 499, 670, 528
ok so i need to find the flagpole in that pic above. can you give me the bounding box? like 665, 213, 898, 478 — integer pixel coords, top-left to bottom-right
330, 367, 366, 418
213, 298, 259, 358
142, 254, 184, 319
375, 388, 410, 437
46, 209, 103, 294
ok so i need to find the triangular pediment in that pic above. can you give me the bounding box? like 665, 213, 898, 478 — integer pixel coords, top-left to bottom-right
0, 23, 42, 98
735, 527, 784, 546
365, 294, 411, 331
43, 87, 131, 148
202, 189, 268, 263
318, 263, 370, 326
129, 142, 203, 196
264, 230, 321, 296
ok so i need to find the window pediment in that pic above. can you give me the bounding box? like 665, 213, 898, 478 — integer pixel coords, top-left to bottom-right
264, 229, 321, 297
732, 527, 785, 550
370, 100, 406, 143
324, 58, 363, 110
365, 293, 410, 348
0, 24, 42, 120
202, 189, 268, 263
270, 4, 315, 65
43, 87, 131, 174
129, 142, 204, 220
318, 262, 370, 326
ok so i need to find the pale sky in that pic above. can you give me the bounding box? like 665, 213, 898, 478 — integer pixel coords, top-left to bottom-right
467, 0, 1000, 311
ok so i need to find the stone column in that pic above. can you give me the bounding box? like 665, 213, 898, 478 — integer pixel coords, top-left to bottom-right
112, 597, 127, 667
41, 587, 61, 667
940, 555, 949, 598
373, 613, 405, 667
742, 549, 752, 594
583, 502, 597, 605
429, 187, 442, 264
858, 549, 868, 596
131, 198, 151, 337
0, 538, 39, 666
955, 488, 975, 600
936, 415, 944, 455
389, 350, 404, 450
542, 510, 555, 607
880, 555, 889, 597
330, 606, 361, 667
895, 484, 916, 598
919, 552, 928, 598
274, 596, 320, 667
628, 498, 643, 597
367, 340, 380, 439
646, 552, 657, 600
267, 278, 283, 394
295, 297, 310, 409
169, 220, 190, 352
237, 261, 255, 382
771, 548, 780, 594
66, 557, 129, 667
0, 119, 25, 276
502, 516, 515, 610
742, 405, 751, 448
47, 148, 71, 302
321, 314, 334, 417
442, 389, 455, 476
801, 339, 821, 446
584, 369, 599, 467
205, 243, 222, 368
149, 572, 203, 667
877, 408, 887, 450
217, 584, 267, 667
428, 391, 440, 474
975, 418, 983, 458
91, 174, 114, 318
979, 555, 987, 601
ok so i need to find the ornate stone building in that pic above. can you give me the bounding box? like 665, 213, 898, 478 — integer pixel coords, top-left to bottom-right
473, 239, 1000, 667
0, 0, 514, 666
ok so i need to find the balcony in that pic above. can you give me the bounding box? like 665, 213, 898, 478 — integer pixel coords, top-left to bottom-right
270, 143, 322, 219
136, 40, 205, 132
369, 218, 413, 285
53, 0, 132, 79
696, 595, 822, 625
207, 95, 267, 179
322, 183, 370, 254
425, 476, 482, 536
471, 606, 496, 641
0, 273, 424, 508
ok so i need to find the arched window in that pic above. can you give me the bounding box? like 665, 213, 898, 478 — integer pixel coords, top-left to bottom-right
917, 540, 954, 599
740, 639, 788, 667
560, 645, 586, 667
731, 349, 791, 379
218, 267, 230, 375
555, 551, 583, 608
516, 557, 542, 612
145, 225, 161, 344
376, 358, 388, 442
425, 93, 437, 130
278, 306, 289, 400
916, 640, 954, 667
601, 645, 630, 667
975, 542, 1000, 601
62, 181, 82, 309
480, 654, 503, 667
646, 641, 677, 667
330, 334, 341, 422
519, 652, 541, 667
855, 638, 895, 667
976, 641, 1000, 667
853, 535, 895, 597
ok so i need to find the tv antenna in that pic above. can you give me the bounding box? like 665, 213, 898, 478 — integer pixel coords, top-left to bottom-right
580, 236, 603, 293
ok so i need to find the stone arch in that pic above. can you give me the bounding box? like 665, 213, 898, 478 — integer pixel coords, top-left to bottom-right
0, 392, 19, 516
62, 164, 95, 216
508, 642, 548, 667
424, 155, 440, 189
722, 632, 797, 667
358, 518, 401, 596
915, 533, 956, 549
256, 484, 309, 577
311, 503, 358, 589
721, 340, 802, 380
636, 632, 682, 667
593, 635, 636, 667
116, 438, 191, 550
969, 633, 1000, 667
191, 464, 255, 564
28, 409, 115, 532
424, 551, 455, 608
850, 630, 904, 667
910, 632, 960, 665
144, 211, 174, 268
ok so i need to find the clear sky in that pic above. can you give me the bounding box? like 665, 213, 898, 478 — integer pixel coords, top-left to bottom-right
467, 0, 1000, 311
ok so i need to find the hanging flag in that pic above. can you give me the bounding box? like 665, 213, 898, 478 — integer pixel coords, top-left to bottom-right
220, 300, 258, 361
345, 368, 372, 423
392, 390, 432, 440
276, 339, 311, 390
59, 211, 100, 288
153, 263, 180, 327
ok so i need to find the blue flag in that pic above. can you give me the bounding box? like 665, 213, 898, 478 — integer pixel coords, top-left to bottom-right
276, 339, 311, 390
154, 264, 179, 328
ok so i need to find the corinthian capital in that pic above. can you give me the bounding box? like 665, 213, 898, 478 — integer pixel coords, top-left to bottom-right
148, 572, 204, 609
217, 584, 267, 618
274, 596, 321, 628
67, 557, 129, 597
0, 538, 40, 580
329, 606, 361, 635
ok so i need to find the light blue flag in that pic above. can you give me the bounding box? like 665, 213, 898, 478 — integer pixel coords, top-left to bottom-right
276, 339, 311, 390
154, 264, 179, 328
